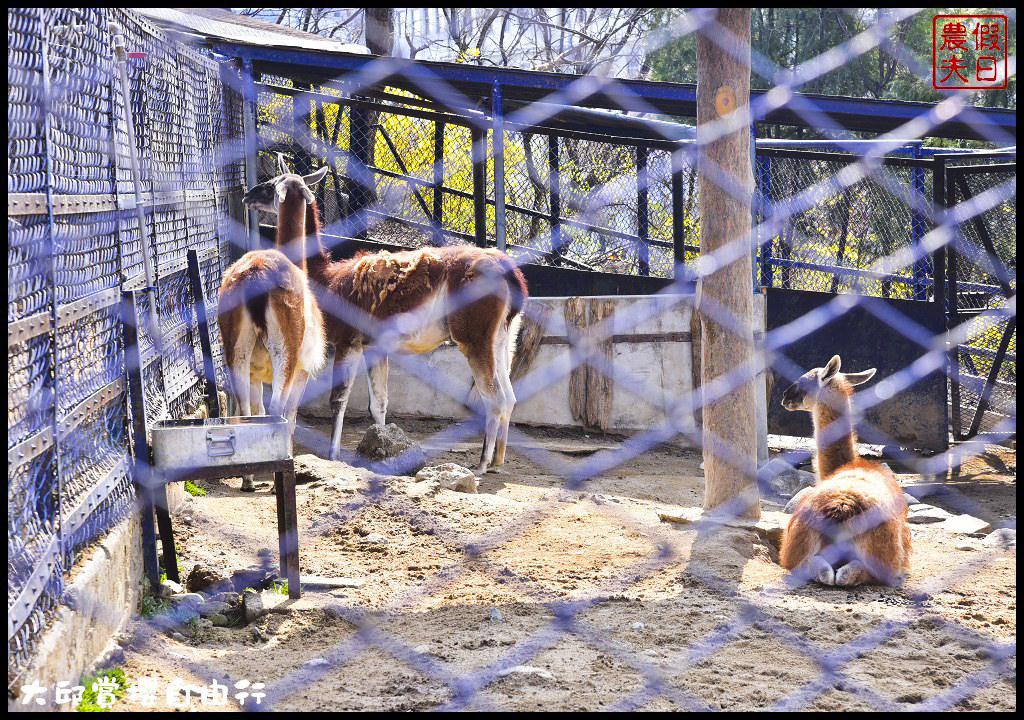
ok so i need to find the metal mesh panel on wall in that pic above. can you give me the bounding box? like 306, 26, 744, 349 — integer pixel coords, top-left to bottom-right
7, 7, 246, 690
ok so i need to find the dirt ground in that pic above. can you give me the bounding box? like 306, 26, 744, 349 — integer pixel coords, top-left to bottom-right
111, 415, 1016, 712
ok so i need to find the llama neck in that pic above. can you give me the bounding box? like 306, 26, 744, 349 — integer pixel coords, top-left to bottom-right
303, 200, 331, 283
276, 194, 308, 275
812, 389, 858, 479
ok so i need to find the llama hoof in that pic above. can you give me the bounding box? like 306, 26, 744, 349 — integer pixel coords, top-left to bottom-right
807, 556, 836, 586
835, 563, 868, 587
240, 485, 256, 493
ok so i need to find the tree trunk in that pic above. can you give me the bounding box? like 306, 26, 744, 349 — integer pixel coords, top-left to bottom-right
696, 8, 760, 519
364, 8, 394, 55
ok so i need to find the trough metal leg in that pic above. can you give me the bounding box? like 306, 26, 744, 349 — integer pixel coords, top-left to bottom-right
275, 467, 301, 599
138, 479, 161, 594
155, 483, 179, 583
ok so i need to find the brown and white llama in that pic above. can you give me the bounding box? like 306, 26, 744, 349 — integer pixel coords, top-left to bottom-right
778, 355, 911, 586
242, 164, 527, 474
217, 169, 328, 490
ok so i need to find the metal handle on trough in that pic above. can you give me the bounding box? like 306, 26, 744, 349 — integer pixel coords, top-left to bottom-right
206, 428, 236, 457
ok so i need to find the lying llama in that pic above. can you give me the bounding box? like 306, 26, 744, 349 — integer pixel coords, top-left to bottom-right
242, 165, 527, 474
778, 355, 911, 586
217, 170, 328, 490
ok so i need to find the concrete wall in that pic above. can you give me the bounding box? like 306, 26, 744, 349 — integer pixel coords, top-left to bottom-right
303, 294, 767, 447
10, 478, 186, 711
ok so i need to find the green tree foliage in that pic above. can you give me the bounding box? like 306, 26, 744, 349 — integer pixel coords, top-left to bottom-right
648, 8, 1016, 114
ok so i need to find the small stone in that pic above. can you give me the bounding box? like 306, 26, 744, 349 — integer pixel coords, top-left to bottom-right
185, 564, 228, 594
631, 622, 645, 631
415, 463, 479, 494
759, 458, 816, 500
497, 665, 554, 682
243, 588, 265, 623
210, 614, 230, 627
601, 625, 614, 632
413, 644, 430, 655
251, 626, 267, 642
231, 567, 276, 593
210, 591, 241, 605
956, 543, 976, 551
303, 658, 330, 668
982, 528, 1015, 548
169, 593, 205, 607
355, 423, 427, 476
938, 514, 992, 535
197, 618, 214, 630
171, 632, 188, 642
198, 601, 230, 617
363, 533, 388, 544
907, 503, 953, 524
488, 608, 504, 623
160, 579, 185, 596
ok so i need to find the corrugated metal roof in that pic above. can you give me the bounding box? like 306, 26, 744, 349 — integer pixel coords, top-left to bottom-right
135, 8, 370, 54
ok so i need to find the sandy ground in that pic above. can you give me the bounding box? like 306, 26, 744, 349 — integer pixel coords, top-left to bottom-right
109, 416, 1016, 712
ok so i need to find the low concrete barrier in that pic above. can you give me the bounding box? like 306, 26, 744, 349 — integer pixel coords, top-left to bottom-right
303, 293, 767, 451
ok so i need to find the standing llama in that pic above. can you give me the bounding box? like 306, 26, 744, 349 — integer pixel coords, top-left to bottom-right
778, 355, 911, 586
242, 164, 527, 475
217, 169, 328, 490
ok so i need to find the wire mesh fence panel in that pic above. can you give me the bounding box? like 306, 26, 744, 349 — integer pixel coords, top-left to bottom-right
6, 6, 1018, 713
756, 151, 934, 299
946, 160, 1016, 438
7, 7, 247, 691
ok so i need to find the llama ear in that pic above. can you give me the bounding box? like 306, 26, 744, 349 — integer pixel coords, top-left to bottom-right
844, 368, 877, 386
819, 355, 841, 385
303, 166, 330, 186
301, 186, 316, 204
275, 182, 288, 205
277, 153, 290, 176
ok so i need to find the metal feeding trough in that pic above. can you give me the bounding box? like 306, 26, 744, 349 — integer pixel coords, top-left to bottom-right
151, 416, 291, 471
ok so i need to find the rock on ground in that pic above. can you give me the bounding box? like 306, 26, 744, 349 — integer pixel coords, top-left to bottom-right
759, 457, 816, 500
938, 514, 993, 535
243, 588, 265, 623
982, 527, 1015, 548
186, 564, 228, 594
907, 503, 954, 524
356, 423, 427, 475
416, 463, 479, 493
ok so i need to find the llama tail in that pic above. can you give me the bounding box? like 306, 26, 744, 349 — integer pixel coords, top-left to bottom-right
495, 253, 528, 325
816, 489, 872, 523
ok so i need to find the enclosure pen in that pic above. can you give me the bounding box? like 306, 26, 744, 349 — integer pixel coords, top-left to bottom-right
7, 6, 1016, 713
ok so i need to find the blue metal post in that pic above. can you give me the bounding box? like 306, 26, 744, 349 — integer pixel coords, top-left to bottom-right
757, 154, 773, 288
492, 82, 507, 252
911, 144, 928, 300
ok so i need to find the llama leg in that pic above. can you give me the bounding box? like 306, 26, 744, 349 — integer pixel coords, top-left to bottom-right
250, 382, 265, 415
228, 335, 259, 491
462, 349, 501, 475
283, 370, 310, 431
834, 560, 871, 587
329, 346, 363, 461
366, 354, 389, 426
493, 324, 516, 467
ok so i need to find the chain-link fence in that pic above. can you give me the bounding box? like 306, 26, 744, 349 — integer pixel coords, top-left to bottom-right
8, 7, 1017, 711
8, 7, 245, 690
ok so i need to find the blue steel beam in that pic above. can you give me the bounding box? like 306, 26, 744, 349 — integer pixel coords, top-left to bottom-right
208, 41, 1015, 141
